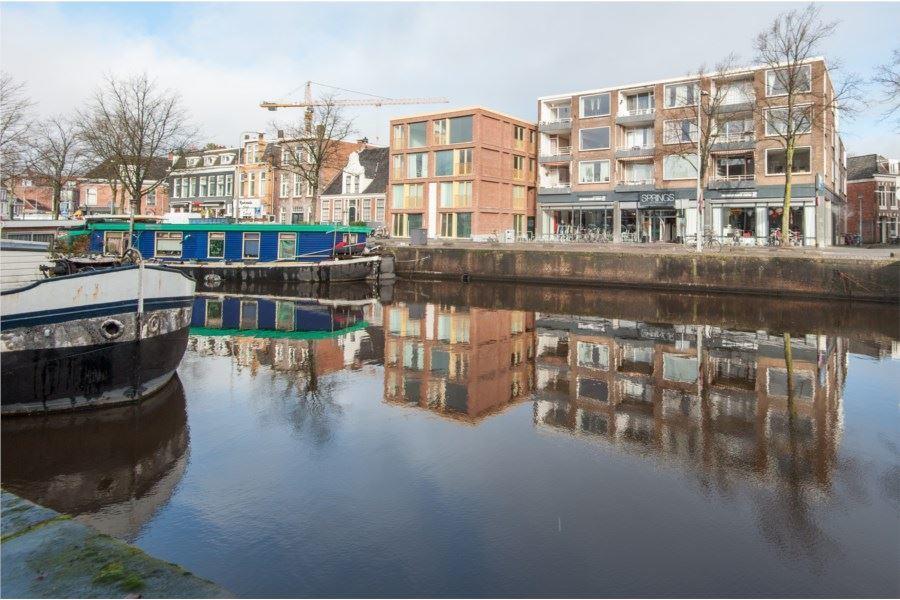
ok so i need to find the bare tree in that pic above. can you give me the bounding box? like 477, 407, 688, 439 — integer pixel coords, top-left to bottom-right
873, 48, 900, 129
0, 72, 34, 199
657, 54, 746, 246
276, 96, 355, 223
27, 117, 88, 219
76, 73, 195, 215
754, 4, 863, 246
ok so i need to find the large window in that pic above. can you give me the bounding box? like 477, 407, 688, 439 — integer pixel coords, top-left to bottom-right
407, 152, 428, 178
765, 106, 812, 136
439, 181, 453, 208
577, 341, 610, 370
171, 178, 180, 198
391, 212, 423, 237
719, 79, 754, 105
376, 199, 385, 222
578, 160, 610, 183
453, 181, 472, 207
664, 82, 699, 108
433, 119, 449, 145
623, 162, 654, 184
225, 175, 233, 197
663, 154, 699, 180
435, 150, 453, 176
199, 177, 208, 197
580, 127, 610, 150
625, 92, 654, 113
408, 122, 427, 148
155, 232, 183, 258
278, 233, 296, 260
449, 116, 473, 144
439, 212, 472, 238
766, 64, 812, 97
512, 185, 526, 210
765, 147, 811, 175
391, 184, 405, 208
715, 154, 754, 179
242, 232, 261, 259
392, 154, 403, 176
716, 116, 755, 139
455, 148, 473, 175
624, 126, 654, 148
580, 93, 610, 118
208, 232, 225, 258
663, 119, 699, 144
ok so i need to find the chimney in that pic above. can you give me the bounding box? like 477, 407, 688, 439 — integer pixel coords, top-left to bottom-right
357, 137, 369, 149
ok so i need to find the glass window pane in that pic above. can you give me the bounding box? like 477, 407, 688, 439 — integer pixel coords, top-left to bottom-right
408, 122, 426, 148
580, 127, 610, 150
449, 116, 473, 144
435, 150, 453, 176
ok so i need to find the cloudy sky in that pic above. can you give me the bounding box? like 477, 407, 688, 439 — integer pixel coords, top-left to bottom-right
2, 1, 898, 156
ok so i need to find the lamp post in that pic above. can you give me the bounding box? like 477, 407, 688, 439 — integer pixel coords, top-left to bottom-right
695, 89, 709, 252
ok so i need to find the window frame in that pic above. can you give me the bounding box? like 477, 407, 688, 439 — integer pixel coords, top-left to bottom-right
207, 231, 225, 259
765, 64, 812, 97
663, 154, 700, 181
578, 160, 611, 184
663, 119, 699, 145
579, 126, 611, 151
154, 231, 183, 259
242, 232, 261, 259
277, 232, 297, 260
764, 146, 812, 176
663, 82, 699, 109
579, 93, 611, 118
764, 105, 813, 137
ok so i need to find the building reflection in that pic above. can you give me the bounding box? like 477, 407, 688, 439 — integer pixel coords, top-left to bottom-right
187, 294, 384, 380
533, 314, 847, 489
383, 302, 535, 421
0, 376, 189, 541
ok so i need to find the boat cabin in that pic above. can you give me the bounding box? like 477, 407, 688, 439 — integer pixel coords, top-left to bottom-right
77, 221, 370, 263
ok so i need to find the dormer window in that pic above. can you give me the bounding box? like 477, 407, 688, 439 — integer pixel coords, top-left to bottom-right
187, 157, 200, 168
220, 154, 234, 165
204, 156, 216, 166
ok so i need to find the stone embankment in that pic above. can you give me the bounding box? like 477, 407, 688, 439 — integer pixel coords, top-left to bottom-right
385, 242, 900, 303
1, 491, 230, 598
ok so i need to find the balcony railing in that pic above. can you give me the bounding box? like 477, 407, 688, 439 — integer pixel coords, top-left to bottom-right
538, 118, 572, 132
615, 145, 656, 159
620, 108, 655, 117
714, 132, 755, 143
539, 146, 572, 163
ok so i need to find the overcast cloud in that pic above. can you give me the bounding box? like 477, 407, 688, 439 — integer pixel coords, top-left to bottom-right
2, 1, 898, 156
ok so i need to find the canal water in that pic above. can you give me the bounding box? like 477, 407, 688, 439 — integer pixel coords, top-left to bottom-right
3, 280, 899, 598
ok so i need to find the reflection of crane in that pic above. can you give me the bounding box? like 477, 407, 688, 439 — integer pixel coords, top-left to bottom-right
260, 81, 449, 133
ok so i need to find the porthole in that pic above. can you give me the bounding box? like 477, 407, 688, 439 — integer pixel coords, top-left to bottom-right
100, 319, 124, 340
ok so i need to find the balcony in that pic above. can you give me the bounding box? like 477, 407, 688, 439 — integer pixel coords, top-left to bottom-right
539, 146, 572, 164
615, 179, 655, 192
710, 132, 756, 152
539, 184, 571, 195
716, 100, 755, 115
538, 118, 572, 133
615, 108, 656, 126
615, 145, 656, 159
708, 174, 756, 190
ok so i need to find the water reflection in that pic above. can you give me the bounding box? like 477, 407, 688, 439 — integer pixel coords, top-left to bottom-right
1, 376, 188, 540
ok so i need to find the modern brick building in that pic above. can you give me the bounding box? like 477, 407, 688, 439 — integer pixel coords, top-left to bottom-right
536, 57, 847, 245
387, 108, 537, 240
846, 154, 899, 243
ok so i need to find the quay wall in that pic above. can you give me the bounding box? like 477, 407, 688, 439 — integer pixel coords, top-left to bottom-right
387, 246, 900, 303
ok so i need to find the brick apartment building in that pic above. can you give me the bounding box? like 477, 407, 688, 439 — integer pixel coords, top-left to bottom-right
536, 57, 847, 245
383, 301, 534, 421
78, 157, 171, 216
846, 154, 899, 243
387, 108, 537, 240
6, 174, 79, 218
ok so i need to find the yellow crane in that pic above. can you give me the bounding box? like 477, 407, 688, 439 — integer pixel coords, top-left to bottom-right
260, 81, 449, 132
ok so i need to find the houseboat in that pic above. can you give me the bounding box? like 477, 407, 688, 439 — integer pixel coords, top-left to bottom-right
74, 221, 385, 283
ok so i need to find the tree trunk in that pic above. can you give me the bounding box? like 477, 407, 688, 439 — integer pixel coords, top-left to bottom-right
52, 183, 61, 220
311, 184, 319, 224
781, 141, 795, 248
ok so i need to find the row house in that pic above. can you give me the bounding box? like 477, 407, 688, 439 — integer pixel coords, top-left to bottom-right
846, 154, 899, 243
386, 108, 537, 240
319, 146, 389, 228
168, 147, 238, 218
536, 57, 847, 245
78, 157, 171, 216
5, 174, 79, 218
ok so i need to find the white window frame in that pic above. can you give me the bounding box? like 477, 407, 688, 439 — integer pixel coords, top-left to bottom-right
579, 126, 611, 151
578, 160, 611, 184
765, 64, 812, 97
663, 154, 699, 181
764, 146, 812, 176
207, 231, 225, 259
579, 93, 611, 118
663, 119, 699, 145
171, 178, 180, 198
277, 232, 296, 260
242, 232, 261, 259
764, 105, 812, 137
154, 231, 183, 259
663, 82, 699, 109
204, 155, 216, 166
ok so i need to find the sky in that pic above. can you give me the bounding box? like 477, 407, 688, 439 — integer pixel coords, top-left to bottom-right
2, 1, 898, 156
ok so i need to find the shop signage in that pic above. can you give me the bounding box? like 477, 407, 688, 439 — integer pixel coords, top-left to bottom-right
719, 191, 758, 199
638, 192, 675, 208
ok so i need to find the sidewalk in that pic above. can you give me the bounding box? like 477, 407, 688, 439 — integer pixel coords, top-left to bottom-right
1, 491, 230, 598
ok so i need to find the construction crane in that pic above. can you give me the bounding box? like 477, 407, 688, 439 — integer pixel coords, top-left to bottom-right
260, 81, 449, 133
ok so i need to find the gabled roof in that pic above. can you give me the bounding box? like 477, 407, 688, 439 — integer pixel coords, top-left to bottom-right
171, 148, 239, 171
83, 156, 171, 181
322, 146, 389, 196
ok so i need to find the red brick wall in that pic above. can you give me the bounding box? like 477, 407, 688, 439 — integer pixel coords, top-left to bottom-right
845, 181, 878, 242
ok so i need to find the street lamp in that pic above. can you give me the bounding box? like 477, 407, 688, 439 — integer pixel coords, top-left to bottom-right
696, 89, 710, 252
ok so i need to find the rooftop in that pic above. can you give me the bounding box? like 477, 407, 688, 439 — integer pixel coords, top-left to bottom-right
391, 106, 535, 126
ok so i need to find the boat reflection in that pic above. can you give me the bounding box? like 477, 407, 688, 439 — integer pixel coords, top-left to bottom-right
0, 376, 189, 540
532, 313, 846, 490
382, 302, 535, 421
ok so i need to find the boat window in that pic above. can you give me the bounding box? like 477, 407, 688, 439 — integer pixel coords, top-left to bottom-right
205, 300, 223, 328
278, 233, 296, 260
155, 232, 183, 258
240, 301, 258, 330
275, 301, 295, 331
243, 233, 261, 259
103, 231, 126, 255
342, 233, 358, 246
208, 232, 225, 258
